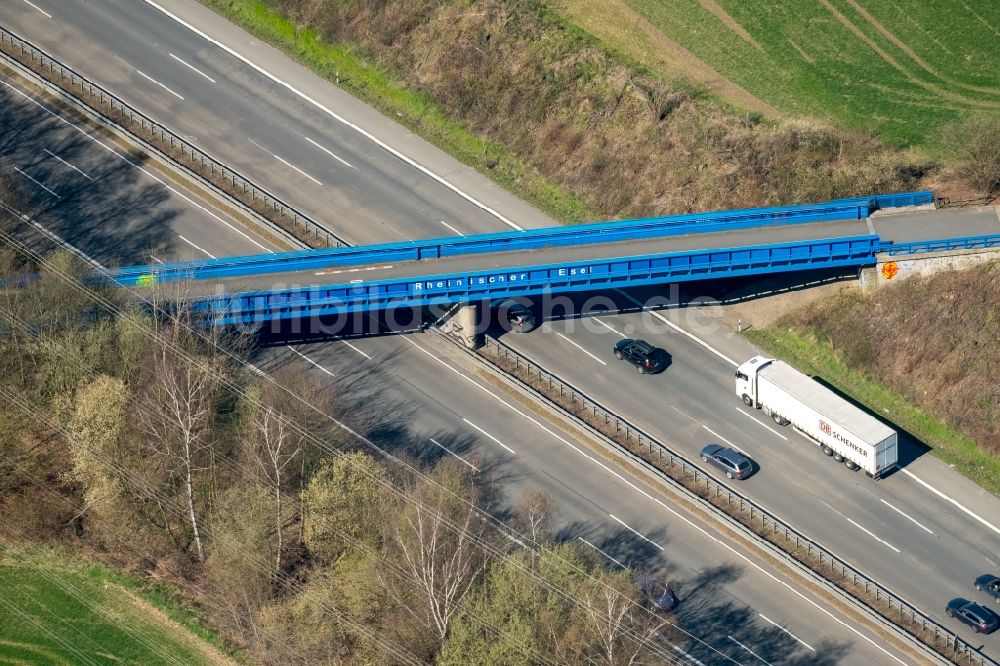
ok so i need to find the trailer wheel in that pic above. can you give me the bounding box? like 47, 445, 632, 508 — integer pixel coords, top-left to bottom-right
845, 460, 859, 471
832, 452, 844, 462
771, 412, 787, 426
821, 445, 834, 457
742, 394, 753, 406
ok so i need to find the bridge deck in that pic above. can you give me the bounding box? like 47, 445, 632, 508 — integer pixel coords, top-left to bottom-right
183, 218, 868, 297
175, 207, 999, 298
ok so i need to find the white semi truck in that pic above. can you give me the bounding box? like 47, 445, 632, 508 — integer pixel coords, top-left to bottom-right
735, 356, 898, 478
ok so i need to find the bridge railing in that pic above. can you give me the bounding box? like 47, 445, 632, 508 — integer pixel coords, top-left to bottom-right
198, 236, 879, 324
0, 26, 345, 250
111, 191, 932, 285
476, 334, 996, 666
879, 234, 1000, 256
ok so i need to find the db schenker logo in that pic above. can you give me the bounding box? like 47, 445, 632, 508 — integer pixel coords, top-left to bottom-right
819, 420, 832, 435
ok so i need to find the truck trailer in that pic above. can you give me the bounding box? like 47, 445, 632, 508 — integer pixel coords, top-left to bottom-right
735, 356, 898, 478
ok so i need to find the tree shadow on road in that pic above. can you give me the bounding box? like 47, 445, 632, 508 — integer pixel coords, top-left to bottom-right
0, 78, 178, 264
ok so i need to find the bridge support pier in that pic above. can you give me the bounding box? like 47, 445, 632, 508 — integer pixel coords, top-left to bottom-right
456, 302, 482, 349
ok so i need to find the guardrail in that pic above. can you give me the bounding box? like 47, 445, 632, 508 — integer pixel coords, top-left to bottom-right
194, 236, 879, 324
879, 234, 1000, 256
477, 334, 996, 666
112, 191, 932, 284
0, 26, 345, 250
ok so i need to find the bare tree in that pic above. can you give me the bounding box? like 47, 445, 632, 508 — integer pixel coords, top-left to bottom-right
513, 488, 557, 543
576, 574, 671, 666
247, 399, 300, 574
381, 461, 490, 643
138, 325, 218, 561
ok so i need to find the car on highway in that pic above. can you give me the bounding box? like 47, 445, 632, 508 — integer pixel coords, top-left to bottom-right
700, 444, 754, 480
975, 574, 1000, 603
495, 299, 537, 333
641, 577, 678, 612
614, 339, 668, 374
946, 598, 999, 633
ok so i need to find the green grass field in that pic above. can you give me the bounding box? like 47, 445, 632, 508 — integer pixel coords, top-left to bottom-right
611, 0, 1000, 148
0, 545, 235, 666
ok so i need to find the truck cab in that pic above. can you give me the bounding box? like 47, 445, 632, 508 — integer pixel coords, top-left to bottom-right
735, 356, 772, 407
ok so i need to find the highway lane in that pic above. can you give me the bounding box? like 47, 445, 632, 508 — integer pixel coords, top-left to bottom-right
499, 285, 1000, 652
251, 328, 906, 665
0, 70, 269, 260
0, 109, 907, 666
6, 0, 999, 658
0, 0, 544, 245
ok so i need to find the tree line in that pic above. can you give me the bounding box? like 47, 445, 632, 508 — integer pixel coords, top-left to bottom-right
0, 227, 677, 664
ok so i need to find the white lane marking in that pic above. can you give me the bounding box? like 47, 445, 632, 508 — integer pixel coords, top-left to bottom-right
462, 418, 515, 454
735, 407, 788, 440
140, 0, 525, 231
845, 518, 900, 553
609, 514, 664, 551
439, 220, 465, 236
177, 234, 216, 259
576, 537, 627, 569
135, 69, 184, 100
702, 424, 742, 452
314, 264, 393, 277
399, 335, 906, 664
616, 291, 738, 366
303, 136, 355, 169
13, 167, 60, 198
24, 219, 101, 269
1, 80, 271, 253
727, 636, 773, 666
554, 331, 607, 365
429, 438, 479, 472
901, 469, 1000, 536
342, 340, 372, 360
593, 317, 626, 338
757, 614, 814, 651
21, 0, 51, 18
879, 498, 934, 535
248, 138, 321, 185
672, 645, 708, 666
168, 52, 217, 83
43, 148, 93, 180
286, 346, 334, 377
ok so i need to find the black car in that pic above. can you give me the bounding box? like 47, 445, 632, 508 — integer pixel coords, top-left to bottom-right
495, 299, 537, 333
614, 339, 668, 374
946, 598, 999, 633
640, 577, 678, 612
700, 444, 753, 480
975, 574, 1000, 603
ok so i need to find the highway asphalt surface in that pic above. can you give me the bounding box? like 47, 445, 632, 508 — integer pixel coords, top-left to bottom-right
0, 70, 270, 262
3, 0, 1000, 662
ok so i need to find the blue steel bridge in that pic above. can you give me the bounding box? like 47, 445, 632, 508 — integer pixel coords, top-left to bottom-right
109, 191, 1000, 325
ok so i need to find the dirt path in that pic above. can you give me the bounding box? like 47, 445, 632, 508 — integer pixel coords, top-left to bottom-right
548, 0, 785, 119
110, 583, 240, 666
697, 0, 762, 51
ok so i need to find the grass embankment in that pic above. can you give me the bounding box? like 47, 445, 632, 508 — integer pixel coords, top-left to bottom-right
201, 0, 930, 221
200, 0, 594, 224
599, 0, 1000, 149
0, 543, 238, 666
746, 263, 1000, 496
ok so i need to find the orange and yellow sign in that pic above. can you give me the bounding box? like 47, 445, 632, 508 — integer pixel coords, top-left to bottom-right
881, 261, 899, 280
